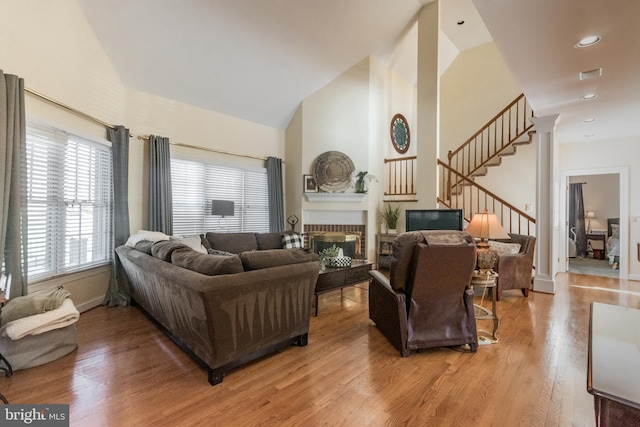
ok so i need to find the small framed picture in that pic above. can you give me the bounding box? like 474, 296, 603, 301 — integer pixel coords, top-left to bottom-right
303, 175, 318, 193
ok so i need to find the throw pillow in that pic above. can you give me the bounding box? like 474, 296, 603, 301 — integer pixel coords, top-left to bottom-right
200, 234, 212, 251
170, 234, 208, 254
282, 233, 303, 249
125, 230, 170, 247
611, 224, 620, 238
488, 240, 521, 256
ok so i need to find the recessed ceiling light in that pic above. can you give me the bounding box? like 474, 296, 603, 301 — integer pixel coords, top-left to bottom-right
580, 93, 598, 100
457, 20, 465, 25
575, 35, 601, 48
583, 118, 596, 123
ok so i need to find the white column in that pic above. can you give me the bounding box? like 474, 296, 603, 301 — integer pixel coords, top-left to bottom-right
531, 115, 559, 294
416, 2, 439, 207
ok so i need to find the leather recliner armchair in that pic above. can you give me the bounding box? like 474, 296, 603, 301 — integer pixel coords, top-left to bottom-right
492, 234, 536, 301
368, 230, 478, 356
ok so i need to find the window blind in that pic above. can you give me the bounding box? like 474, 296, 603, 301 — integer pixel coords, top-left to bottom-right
171, 158, 269, 235
26, 122, 113, 281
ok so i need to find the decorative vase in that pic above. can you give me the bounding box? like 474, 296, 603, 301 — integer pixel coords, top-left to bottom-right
355, 178, 367, 193
381, 223, 388, 234
387, 228, 398, 235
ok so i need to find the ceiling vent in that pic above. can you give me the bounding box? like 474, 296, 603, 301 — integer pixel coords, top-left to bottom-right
580, 68, 603, 80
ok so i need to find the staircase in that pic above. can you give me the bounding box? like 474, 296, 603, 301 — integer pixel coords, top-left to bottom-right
437, 160, 535, 235
382, 93, 537, 234
447, 94, 534, 181
440, 93, 536, 234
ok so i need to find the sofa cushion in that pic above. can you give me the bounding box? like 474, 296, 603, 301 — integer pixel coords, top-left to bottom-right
171, 247, 244, 276
282, 233, 303, 249
151, 241, 191, 261
206, 232, 258, 254
208, 248, 235, 256
240, 249, 319, 271
255, 230, 293, 250
488, 240, 521, 256
133, 240, 155, 255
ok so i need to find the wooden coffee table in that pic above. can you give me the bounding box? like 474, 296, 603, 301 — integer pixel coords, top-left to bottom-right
314, 260, 373, 315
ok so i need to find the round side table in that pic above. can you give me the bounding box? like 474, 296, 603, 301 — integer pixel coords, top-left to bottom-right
471, 270, 499, 340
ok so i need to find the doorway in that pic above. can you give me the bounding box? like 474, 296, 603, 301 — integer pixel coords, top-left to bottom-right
559, 167, 629, 280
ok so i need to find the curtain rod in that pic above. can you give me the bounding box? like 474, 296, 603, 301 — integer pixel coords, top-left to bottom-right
25, 87, 118, 130
137, 135, 277, 162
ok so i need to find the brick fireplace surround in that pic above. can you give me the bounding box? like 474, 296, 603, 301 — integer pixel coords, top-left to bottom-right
303, 224, 366, 259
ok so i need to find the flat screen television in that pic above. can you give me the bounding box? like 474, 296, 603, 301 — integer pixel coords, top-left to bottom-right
405, 209, 464, 232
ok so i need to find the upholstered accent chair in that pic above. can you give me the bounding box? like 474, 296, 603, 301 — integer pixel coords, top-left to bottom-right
492, 234, 536, 301
368, 230, 478, 356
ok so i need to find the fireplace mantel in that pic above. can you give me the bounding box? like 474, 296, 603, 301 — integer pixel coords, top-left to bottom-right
305, 193, 366, 203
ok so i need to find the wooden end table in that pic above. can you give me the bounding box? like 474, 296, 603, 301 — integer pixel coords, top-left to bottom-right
471, 270, 499, 340
314, 260, 373, 316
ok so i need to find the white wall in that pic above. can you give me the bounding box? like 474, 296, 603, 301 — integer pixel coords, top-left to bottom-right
440, 42, 522, 157
473, 140, 537, 217
126, 89, 284, 234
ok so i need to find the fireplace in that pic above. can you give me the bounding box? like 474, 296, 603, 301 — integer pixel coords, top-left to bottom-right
304, 224, 366, 259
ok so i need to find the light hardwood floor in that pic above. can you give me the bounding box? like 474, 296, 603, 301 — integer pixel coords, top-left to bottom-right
2, 272, 639, 426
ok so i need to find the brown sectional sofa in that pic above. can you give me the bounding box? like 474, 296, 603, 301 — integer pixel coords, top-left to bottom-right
116, 231, 319, 385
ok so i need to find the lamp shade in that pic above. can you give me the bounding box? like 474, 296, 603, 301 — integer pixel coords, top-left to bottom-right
465, 210, 510, 241
585, 210, 596, 219
211, 200, 235, 217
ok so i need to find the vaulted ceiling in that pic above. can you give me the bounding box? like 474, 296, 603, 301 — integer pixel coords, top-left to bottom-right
77, 0, 640, 143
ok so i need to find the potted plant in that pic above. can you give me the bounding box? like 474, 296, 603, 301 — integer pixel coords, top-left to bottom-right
379, 203, 401, 234
319, 244, 340, 269
352, 171, 378, 194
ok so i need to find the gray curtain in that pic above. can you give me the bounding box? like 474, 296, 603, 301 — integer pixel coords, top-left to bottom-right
148, 135, 172, 235
267, 157, 284, 232
103, 125, 131, 306
0, 71, 28, 298
569, 183, 587, 257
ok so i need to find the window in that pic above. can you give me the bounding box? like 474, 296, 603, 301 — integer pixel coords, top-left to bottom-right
26, 122, 113, 282
171, 158, 269, 235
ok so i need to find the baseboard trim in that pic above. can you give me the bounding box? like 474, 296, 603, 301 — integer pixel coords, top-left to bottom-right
628, 274, 640, 282
75, 296, 105, 313
533, 276, 555, 294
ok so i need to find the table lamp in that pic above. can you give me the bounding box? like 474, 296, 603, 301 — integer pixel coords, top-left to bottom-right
465, 209, 510, 273
585, 210, 596, 233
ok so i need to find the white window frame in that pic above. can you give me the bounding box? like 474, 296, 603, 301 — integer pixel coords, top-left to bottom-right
25, 121, 113, 283
171, 157, 269, 235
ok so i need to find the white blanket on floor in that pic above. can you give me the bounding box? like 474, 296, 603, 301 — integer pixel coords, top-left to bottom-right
1, 298, 79, 340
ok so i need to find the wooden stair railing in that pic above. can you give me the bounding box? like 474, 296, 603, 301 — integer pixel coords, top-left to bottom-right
437, 160, 535, 235
448, 94, 534, 181
383, 156, 417, 201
